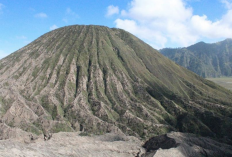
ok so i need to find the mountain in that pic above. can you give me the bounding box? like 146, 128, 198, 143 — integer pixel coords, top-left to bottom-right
160, 39, 232, 78
0, 25, 232, 142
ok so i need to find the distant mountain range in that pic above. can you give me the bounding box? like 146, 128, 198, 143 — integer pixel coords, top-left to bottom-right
160, 39, 232, 78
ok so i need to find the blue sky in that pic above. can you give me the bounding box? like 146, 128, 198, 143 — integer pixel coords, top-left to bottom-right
0, 0, 232, 59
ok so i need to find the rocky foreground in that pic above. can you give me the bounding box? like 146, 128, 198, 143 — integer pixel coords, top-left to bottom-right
0, 131, 143, 157
0, 129, 232, 157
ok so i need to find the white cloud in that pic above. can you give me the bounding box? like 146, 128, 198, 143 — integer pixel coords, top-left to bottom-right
115, 19, 167, 48
63, 8, 79, 23
34, 12, 48, 18
123, 0, 192, 22
50, 25, 58, 31
221, 0, 232, 9
114, 0, 232, 49
106, 5, 119, 17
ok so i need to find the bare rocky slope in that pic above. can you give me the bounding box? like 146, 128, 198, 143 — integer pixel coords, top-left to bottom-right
0, 25, 232, 143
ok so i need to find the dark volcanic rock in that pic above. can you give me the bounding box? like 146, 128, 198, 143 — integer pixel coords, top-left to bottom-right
143, 132, 232, 157
143, 134, 178, 152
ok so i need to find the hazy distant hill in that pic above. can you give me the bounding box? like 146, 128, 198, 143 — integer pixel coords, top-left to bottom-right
0, 25, 232, 142
160, 39, 232, 78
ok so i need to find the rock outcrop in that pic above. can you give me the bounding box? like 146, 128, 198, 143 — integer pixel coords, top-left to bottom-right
0, 122, 37, 142
143, 132, 232, 157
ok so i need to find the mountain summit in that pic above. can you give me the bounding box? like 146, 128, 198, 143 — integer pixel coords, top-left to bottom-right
0, 25, 232, 141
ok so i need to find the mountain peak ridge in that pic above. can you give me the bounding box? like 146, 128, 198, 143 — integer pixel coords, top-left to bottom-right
160, 38, 232, 78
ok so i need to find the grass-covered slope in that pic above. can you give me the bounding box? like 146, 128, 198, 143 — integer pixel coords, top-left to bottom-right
0, 25, 232, 142
160, 39, 232, 78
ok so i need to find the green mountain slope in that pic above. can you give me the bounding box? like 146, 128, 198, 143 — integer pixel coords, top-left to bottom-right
160, 39, 232, 78
0, 25, 232, 141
